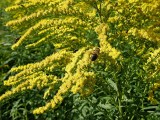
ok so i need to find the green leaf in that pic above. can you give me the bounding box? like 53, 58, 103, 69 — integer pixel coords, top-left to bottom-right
142, 106, 158, 111
107, 79, 118, 92
94, 112, 104, 116
98, 103, 114, 110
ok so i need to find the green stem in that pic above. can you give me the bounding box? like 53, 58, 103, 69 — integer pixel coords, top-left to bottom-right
99, 2, 102, 22
94, 2, 103, 22
117, 91, 123, 119
116, 79, 123, 119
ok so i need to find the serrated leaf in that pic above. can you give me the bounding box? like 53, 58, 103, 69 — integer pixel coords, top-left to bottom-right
107, 79, 118, 92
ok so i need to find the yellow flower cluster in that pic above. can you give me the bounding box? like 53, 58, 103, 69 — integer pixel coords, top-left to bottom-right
108, 16, 120, 23
128, 0, 138, 3
128, 28, 160, 43
33, 94, 64, 114
1, 45, 98, 114
95, 23, 121, 60
73, 1, 96, 17
145, 48, 160, 73
141, 0, 160, 14
65, 48, 86, 76
70, 50, 95, 96
144, 48, 160, 104
32, 48, 97, 114
147, 48, 160, 65
0, 80, 30, 101
33, 77, 71, 114
2, 0, 160, 114
6, 0, 95, 49
11, 49, 70, 73
7, 5, 96, 50
148, 82, 160, 104
148, 90, 159, 105
0, 50, 70, 102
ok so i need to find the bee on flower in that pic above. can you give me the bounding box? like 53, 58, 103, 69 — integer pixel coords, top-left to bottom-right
90, 47, 100, 61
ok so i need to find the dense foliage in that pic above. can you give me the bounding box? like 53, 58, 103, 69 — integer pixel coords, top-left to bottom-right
0, 0, 160, 119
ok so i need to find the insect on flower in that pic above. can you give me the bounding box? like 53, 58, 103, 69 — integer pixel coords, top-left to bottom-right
15, 36, 21, 43
90, 47, 100, 61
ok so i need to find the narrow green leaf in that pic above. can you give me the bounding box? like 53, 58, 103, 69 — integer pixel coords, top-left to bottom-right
107, 79, 118, 92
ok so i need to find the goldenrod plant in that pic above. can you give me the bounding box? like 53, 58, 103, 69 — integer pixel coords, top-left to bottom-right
0, 0, 160, 119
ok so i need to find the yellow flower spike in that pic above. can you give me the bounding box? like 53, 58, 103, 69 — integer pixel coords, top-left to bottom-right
141, 1, 159, 14
75, 76, 85, 87
10, 49, 69, 73
0, 91, 12, 101
55, 95, 63, 103
53, 96, 59, 104
43, 88, 51, 99
5, 5, 21, 12
70, 67, 96, 96
0, 50, 71, 102
43, 76, 58, 99
33, 107, 45, 114
98, 34, 121, 59
71, 86, 81, 94
95, 24, 121, 62
108, 16, 120, 23
50, 101, 56, 108
34, 94, 64, 114
45, 103, 51, 109
129, 0, 138, 3
128, 27, 138, 36
27, 86, 33, 90
65, 48, 86, 75
148, 89, 159, 105
58, 83, 70, 95
146, 48, 160, 66
0, 80, 30, 101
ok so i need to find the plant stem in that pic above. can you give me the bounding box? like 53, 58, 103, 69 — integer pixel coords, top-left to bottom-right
94, 2, 103, 22
116, 78, 123, 119
117, 91, 123, 119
